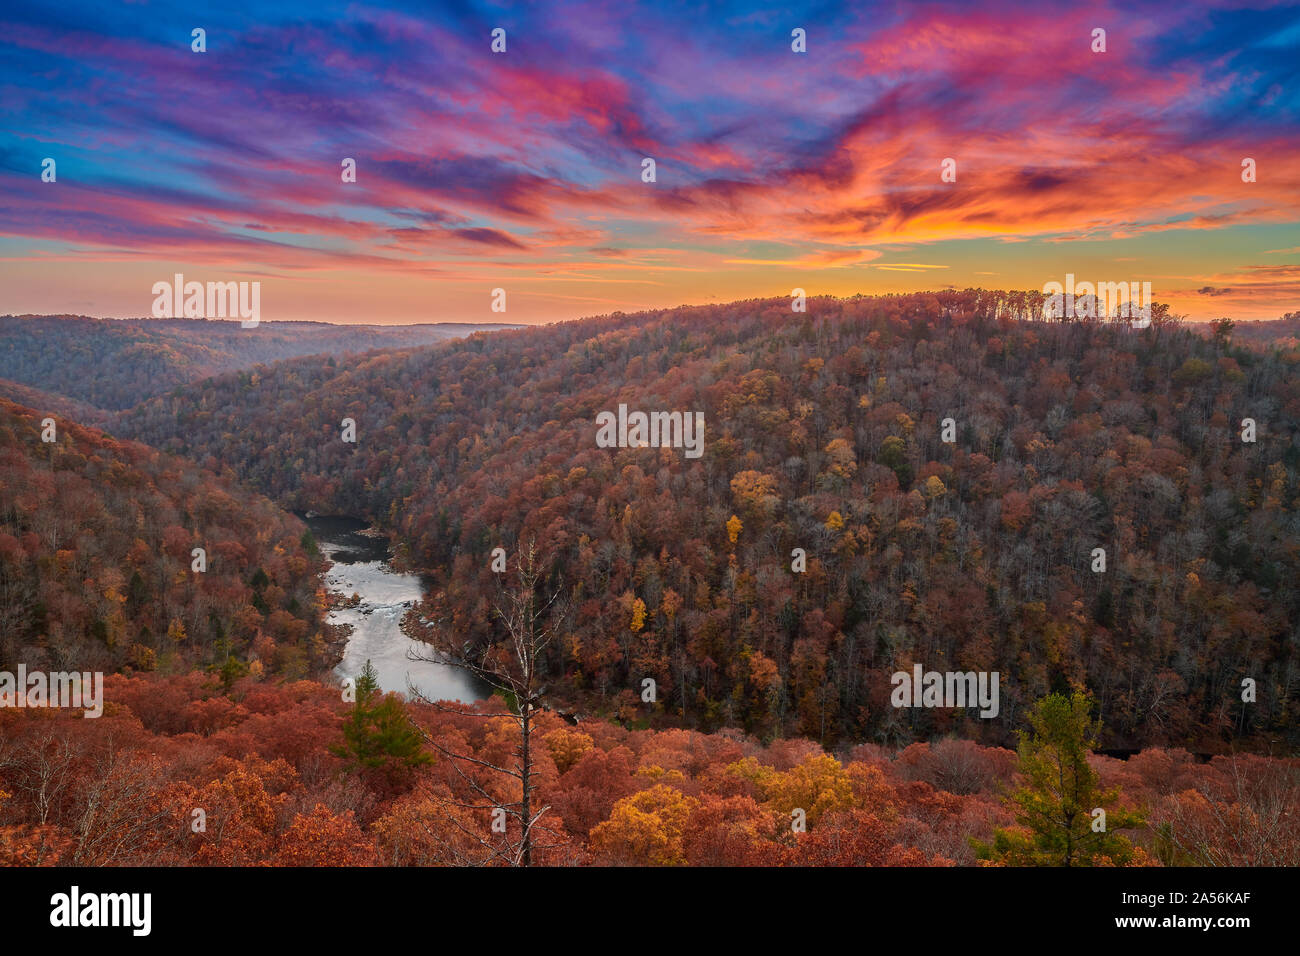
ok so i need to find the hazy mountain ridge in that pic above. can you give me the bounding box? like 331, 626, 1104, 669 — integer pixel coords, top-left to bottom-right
0, 314, 520, 412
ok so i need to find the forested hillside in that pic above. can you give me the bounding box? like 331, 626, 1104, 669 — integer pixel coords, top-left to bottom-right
0, 315, 515, 411
0, 399, 329, 680
0, 378, 107, 427
114, 291, 1300, 750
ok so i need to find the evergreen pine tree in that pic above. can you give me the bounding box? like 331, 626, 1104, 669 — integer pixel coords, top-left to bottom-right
335, 659, 432, 780
975, 690, 1145, 866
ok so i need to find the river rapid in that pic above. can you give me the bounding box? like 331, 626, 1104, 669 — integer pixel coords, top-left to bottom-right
304, 514, 489, 703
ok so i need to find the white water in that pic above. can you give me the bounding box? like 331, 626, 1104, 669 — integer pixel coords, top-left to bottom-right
314, 520, 487, 703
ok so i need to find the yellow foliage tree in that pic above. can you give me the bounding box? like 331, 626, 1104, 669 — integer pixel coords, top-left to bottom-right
590, 785, 700, 865
923, 475, 947, 499
727, 753, 855, 827
726, 514, 743, 546
768, 755, 855, 825
822, 438, 858, 480
544, 728, 594, 774
730, 470, 779, 520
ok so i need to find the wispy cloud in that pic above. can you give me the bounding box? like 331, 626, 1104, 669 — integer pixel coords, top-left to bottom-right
1, 0, 1296, 322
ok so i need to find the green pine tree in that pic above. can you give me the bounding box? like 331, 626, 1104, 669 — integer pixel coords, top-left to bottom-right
975, 690, 1145, 866
335, 659, 432, 780
217, 650, 247, 692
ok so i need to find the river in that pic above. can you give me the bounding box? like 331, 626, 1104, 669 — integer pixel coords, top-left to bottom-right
304, 514, 490, 703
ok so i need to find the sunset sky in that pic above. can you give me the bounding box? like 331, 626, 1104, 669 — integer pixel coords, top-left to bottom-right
2, 0, 1297, 324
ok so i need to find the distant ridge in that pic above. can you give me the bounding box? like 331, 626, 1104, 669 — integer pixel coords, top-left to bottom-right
0, 314, 523, 412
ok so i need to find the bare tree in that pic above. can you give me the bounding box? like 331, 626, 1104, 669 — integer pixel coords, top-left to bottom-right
7, 725, 79, 826
72, 749, 176, 865
405, 539, 570, 866
1156, 756, 1300, 867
